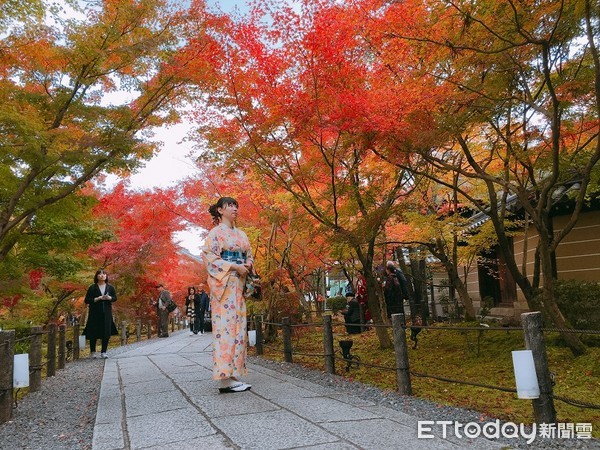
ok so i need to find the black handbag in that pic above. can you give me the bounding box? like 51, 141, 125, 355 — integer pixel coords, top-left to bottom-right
166, 298, 177, 312
245, 271, 262, 299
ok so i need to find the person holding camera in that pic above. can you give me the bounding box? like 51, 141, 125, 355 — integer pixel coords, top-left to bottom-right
83, 268, 118, 359
155, 284, 173, 338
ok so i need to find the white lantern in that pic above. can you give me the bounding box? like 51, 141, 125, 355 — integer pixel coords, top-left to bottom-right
512, 350, 540, 399
79, 334, 86, 349
248, 330, 256, 347
14, 353, 29, 388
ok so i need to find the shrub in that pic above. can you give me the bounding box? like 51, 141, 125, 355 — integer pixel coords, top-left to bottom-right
326, 296, 347, 315
554, 279, 600, 330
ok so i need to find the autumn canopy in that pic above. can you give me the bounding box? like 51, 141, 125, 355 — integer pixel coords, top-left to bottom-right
1, 0, 599, 354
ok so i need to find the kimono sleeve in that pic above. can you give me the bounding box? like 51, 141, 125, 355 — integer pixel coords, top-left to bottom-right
202, 229, 233, 282
241, 229, 254, 266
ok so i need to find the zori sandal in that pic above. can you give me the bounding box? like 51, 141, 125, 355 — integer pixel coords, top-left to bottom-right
218, 382, 252, 393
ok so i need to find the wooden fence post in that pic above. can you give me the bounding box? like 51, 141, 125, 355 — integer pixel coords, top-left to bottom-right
58, 324, 66, 370
359, 303, 366, 333
323, 315, 335, 374
30, 326, 43, 392
256, 315, 264, 356
0, 330, 15, 424
521, 312, 556, 423
147, 320, 152, 340
47, 323, 57, 377
171, 317, 175, 333
392, 313, 412, 395
73, 323, 80, 360
136, 320, 141, 342
282, 317, 293, 363
121, 321, 127, 346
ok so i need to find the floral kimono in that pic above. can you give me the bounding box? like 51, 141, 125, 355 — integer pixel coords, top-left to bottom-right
202, 223, 253, 380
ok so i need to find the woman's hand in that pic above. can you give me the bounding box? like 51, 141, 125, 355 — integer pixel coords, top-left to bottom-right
233, 263, 249, 277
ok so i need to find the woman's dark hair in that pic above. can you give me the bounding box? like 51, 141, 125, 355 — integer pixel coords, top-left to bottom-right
94, 269, 109, 284
188, 286, 196, 295
208, 197, 238, 225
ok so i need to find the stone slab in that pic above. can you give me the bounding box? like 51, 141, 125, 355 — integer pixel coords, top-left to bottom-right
122, 378, 175, 396
189, 391, 281, 418
139, 434, 233, 450
249, 378, 324, 400
322, 418, 465, 450
95, 394, 123, 425
211, 409, 340, 449
127, 407, 217, 449
272, 395, 381, 423
92, 421, 124, 450
125, 389, 188, 417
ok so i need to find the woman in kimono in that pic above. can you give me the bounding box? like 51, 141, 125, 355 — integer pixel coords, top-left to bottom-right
202, 197, 253, 393
83, 268, 118, 358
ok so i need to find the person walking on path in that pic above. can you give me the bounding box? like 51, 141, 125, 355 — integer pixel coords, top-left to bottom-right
155, 284, 172, 338
83, 268, 118, 359
202, 196, 253, 393
185, 286, 201, 335
197, 283, 210, 334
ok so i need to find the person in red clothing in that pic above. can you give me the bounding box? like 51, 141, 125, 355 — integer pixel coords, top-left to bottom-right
355, 275, 371, 324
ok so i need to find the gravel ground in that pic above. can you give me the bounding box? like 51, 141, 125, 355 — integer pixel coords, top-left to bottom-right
0, 337, 597, 450
0, 357, 103, 450
0, 338, 153, 450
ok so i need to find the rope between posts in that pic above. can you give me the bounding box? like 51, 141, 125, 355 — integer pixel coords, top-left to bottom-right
332, 355, 397, 372
292, 351, 325, 358
410, 370, 518, 393
552, 395, 600, 410
262, 343, 284, 352
407, 325, 523, 332
541, 328, 600, 335
255, 319, 599, 335
331, 321, 392, 329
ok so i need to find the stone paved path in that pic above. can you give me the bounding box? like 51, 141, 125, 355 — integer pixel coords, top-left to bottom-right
92, 330, 504, 450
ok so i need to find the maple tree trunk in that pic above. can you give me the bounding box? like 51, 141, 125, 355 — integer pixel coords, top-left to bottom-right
441, 256, 475, 320
427, 241, 476, 320
363, 270, 392, 349
498, 226, 586, 356
538, 239, 587, 356
354, 237, 393, 349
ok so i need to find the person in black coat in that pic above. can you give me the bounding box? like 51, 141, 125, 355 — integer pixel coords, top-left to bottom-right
197, 283, 210, 334
83, 268, 117, 358
383, 261, 410, 320
185, 286, 201, 335
342, 292, 361, 335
